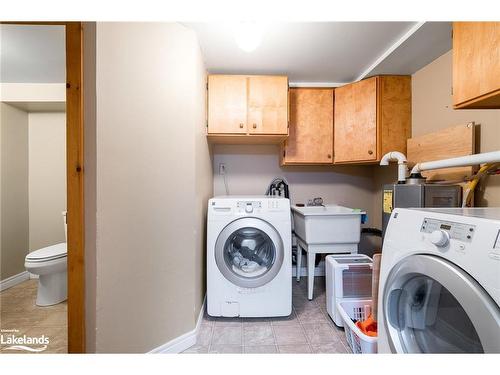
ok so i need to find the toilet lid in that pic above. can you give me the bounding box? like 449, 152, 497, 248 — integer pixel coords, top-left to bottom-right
26, 243, 67, 262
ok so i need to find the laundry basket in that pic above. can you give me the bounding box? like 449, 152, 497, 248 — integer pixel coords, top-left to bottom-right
337, 299, 377, 354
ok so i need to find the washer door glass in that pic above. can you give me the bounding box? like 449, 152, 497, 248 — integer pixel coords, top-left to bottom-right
391, 275, 482, 353
224, 227, 275, 278
384, 255, 500, 353
215, 218, 284, 288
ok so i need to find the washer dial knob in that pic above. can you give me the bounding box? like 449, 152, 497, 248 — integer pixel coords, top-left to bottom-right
430, 230, 449, 247
245, 203, 253, 213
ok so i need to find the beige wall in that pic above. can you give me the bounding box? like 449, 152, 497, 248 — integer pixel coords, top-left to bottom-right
83, 21, 97, 353
213, 144, 376, 225
412, 50, 500, 207
28, 112, 66, 252
92, 22, 211, 353
372, 50, 500, 228
193, 41, 213, 317
0, 103, 29, 280
0, 83, 65, 102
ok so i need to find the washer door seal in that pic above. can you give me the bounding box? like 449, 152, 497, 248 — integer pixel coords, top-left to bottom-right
215, 217, 284, 289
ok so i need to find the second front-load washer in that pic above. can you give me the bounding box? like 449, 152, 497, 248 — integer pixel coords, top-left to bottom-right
207, 196, 292, 317
378, 207, 500, 353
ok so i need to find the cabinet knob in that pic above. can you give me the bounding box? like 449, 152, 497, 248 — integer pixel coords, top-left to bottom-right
239, 123, 244, 128
327, 154, 332, 159
253, 123, 257, 129
368, 150, 373, 155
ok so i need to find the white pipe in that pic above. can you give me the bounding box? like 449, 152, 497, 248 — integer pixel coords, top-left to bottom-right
380, 151, 408, 183
411, 151, 500, 174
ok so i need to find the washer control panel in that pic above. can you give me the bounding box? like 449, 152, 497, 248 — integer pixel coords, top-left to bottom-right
237, 201, 262, 214
420, 218, 476, 243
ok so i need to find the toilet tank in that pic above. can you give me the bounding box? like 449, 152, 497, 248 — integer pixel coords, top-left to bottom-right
62, 211, 67, 242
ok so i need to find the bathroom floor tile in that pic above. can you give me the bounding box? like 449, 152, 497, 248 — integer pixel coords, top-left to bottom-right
0, 310, 49, 329
39, 310, 67, 327
0, 280, 67, 354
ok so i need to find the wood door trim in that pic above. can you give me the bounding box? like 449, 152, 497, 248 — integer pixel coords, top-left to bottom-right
2, 21, 86, 353
65, 22, 85, 354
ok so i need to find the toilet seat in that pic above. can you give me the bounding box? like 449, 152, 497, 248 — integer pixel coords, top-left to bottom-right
26, 243, 67, 263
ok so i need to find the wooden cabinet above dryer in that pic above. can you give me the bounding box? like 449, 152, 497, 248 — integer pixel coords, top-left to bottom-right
207, 75, 289, 143
452, 22, 500, 109
333, 75, 411, 164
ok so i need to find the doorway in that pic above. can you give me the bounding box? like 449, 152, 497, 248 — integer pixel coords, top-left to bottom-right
0, 22, 85, 353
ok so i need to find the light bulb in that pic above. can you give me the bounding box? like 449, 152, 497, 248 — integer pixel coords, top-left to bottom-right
234, 22, 264, 53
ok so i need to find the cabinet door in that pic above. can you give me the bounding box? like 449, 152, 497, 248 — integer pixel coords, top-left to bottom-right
247, 76, 288, 135
208, 75, 247, 134
282, 88, 333, 164
453, 22, 500, 108
334, 77, 377, 163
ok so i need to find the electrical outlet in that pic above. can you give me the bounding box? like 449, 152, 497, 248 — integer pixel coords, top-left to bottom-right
219, 163, 226, 175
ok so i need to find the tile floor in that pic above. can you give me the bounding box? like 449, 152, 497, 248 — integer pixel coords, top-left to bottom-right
0, 279, 67, 354
183, 277, 352, 354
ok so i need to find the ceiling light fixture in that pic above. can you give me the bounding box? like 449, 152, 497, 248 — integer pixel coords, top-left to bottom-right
234, 22, 264, 53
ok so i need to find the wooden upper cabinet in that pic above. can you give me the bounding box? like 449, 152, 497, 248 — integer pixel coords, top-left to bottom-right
247, 76, 288, 135
207, 75, 247, 134
207, 75, 288, 143
453, 22, 500, 109
334, 76, 411, 164
334, 77, 377, 163
281, 88, 334, 165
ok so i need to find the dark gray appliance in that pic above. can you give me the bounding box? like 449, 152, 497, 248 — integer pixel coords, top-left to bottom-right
382, 181, 462, 237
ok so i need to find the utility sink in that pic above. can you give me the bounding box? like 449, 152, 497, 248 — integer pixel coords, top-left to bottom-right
291, 205, 366, 245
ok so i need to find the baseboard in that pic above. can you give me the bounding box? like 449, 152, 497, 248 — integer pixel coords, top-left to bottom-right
148, 295, 206, 354
0, 271, 30, 292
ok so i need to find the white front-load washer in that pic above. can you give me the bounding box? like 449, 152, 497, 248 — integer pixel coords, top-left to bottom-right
207, 196, 292, 317
378, 207, 500, 353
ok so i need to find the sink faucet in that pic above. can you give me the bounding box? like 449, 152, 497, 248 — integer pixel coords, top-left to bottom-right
307, 197, 324, 206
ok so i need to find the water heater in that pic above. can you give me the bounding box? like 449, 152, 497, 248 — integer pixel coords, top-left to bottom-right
382, 180, 462, 237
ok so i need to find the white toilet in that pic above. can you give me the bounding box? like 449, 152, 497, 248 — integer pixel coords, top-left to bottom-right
25, 212, 68, 306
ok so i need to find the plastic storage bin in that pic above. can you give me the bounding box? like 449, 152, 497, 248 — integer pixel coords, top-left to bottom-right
325, 254, 373, 327
337, 299, 377, 354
